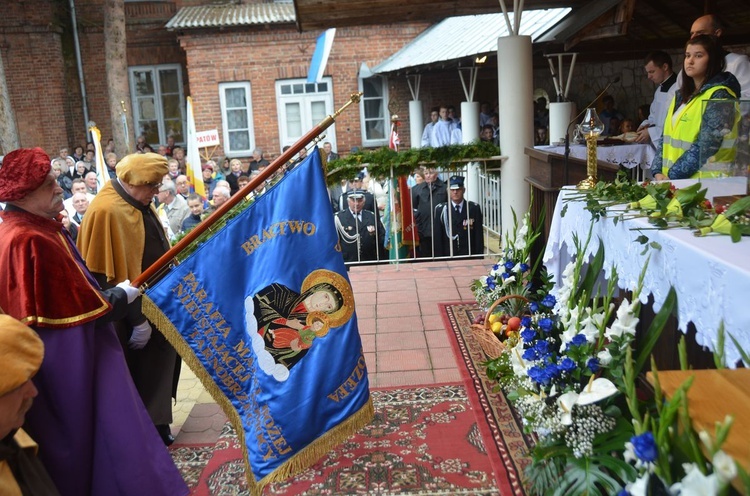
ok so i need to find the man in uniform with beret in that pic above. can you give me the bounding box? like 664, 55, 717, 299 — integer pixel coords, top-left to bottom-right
0, 148, 187, 495
433, 175, 484, 257
334, 189, 386, 263
78, 152, 182, 447
0, 314, 59, 495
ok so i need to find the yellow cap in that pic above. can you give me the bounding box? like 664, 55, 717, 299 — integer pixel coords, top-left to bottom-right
0, 315, 44, 396
116, 153, 169, 186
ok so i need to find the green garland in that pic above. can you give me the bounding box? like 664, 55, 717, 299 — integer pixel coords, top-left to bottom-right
325, 141, 501, 184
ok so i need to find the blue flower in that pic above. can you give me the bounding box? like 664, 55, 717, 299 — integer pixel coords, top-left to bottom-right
533, 340, 550, 355
529, 302, 539, 313
492, 264, 500, 271
527, 366, 546, 385
485, 276, 496, 290
630, 432, 658, 463
538, 318, 554, 332
617, 490, 630, 496
570, 334, 587, 347
523, 348, 537, 361
504, 260, 515, 272
521, 316, 532, 328
520, 329, 536, 343
501, 272, 510, 280
519, 263, 529, 272
545, 362, 559, 379
587, 357, 600, 373
541, 294, 556, 308
558, 357, 576, 372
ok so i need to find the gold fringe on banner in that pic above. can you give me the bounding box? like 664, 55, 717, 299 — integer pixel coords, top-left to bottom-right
142, 295, 374, 496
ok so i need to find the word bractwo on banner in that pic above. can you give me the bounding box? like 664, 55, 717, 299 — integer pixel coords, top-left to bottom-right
142, 149, 373, 495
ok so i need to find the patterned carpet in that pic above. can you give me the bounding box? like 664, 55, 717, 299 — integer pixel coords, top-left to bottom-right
172, 384, 500, 495
439, 302, 534, 496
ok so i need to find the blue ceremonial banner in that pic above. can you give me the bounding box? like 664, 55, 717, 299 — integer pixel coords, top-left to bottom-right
142, 149, 373, 495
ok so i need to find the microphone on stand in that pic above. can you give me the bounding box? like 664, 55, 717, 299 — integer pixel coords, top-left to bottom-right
564, 76, 621, 185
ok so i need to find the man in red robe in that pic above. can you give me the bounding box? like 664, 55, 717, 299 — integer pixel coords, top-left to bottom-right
0, 148, 187, 496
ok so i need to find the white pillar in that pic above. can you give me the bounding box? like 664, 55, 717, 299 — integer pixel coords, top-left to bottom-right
409, 100, 424, 149
498, 35, 533, 239
548, 102, 576, 145
461, 101, 480, 203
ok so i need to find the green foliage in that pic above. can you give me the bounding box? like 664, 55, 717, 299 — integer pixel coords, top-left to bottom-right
634, 287, 676, 375
325, 140, 501, 185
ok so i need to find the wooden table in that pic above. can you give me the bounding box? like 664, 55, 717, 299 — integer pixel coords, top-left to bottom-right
646, 369, 750, 483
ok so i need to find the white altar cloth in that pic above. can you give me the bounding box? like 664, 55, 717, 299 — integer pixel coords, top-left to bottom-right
543, 185, 750, 367
537, 143, 655, 180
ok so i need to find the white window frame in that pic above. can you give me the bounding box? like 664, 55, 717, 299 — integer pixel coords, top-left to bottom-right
128, 64, 185, 146
275, 77, 335, 153
219, 81, 256, 158
358, 75, 389, 147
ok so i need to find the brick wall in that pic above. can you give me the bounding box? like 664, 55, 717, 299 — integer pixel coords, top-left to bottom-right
179, 22, 431, 161
0, 0, 183, 155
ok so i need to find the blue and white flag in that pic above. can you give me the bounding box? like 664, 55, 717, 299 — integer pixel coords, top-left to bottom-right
142, 148, 372, 494
307, 28, 336, 83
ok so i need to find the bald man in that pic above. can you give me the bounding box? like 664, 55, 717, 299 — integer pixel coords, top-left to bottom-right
684, 15, 750, 99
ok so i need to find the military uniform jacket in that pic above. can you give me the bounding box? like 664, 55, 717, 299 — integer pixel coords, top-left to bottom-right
334, 209, 386, 262
433, 200, 484, 256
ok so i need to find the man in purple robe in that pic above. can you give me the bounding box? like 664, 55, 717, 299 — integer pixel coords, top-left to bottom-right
0, 148, 188, 496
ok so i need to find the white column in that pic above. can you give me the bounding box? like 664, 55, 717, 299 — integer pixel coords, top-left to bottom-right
409, 100, 424, 149
461, 101, 480, 203
548, 102, 576, 145
498, 35, 533, 239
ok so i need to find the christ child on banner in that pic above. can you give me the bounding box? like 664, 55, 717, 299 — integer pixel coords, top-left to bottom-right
245, 269, 354, 378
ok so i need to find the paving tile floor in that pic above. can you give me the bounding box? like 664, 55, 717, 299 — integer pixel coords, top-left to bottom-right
172, 258, 491, 445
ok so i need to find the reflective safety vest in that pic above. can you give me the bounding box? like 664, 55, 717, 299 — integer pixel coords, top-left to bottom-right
661, 85, 738, 178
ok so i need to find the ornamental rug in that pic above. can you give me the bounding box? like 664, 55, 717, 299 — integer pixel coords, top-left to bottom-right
172, 384, 500, 495
439, 302, 535, 496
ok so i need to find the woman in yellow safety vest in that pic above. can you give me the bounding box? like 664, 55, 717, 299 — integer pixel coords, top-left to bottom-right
651, 35, 740, 180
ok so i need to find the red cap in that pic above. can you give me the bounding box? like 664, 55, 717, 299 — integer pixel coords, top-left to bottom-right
0, 148, 52, 201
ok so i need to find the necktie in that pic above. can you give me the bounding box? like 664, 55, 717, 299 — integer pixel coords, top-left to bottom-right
454, 204, 461, 215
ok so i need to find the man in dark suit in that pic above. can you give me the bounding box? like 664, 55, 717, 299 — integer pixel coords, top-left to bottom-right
334, 189, 385, 263
411, 167, 447, 257
323, 141, 339, 162
434, 176, 484, 257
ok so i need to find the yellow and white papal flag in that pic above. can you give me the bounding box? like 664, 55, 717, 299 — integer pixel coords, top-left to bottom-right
185, 96, 206, 198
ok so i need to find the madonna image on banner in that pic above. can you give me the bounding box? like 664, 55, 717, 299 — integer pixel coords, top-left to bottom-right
141, 148, 373, 496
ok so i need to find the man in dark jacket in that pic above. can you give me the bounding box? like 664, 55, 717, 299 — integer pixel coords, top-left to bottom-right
410, 167, 447, 257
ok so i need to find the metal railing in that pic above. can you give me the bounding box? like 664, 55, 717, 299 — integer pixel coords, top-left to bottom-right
335, 159, 503, 266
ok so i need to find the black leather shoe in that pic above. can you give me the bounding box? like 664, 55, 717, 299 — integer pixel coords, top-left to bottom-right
156, 424, 175, 446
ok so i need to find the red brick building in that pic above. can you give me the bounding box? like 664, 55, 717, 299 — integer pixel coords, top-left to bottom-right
1, 0, 447, 160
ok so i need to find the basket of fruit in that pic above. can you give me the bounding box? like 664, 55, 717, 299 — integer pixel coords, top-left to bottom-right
470, 295, 529, 359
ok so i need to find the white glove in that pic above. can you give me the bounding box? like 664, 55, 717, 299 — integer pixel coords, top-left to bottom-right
128, 321, 152, 349
116, 280, 141, 304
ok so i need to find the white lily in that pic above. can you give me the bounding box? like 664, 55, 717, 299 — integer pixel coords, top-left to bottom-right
557, 391, 579, 426
577, 377, 618, 405
605, 298, 640, 339
671, 463, 720, 496
712, 450, 737, 483
625, 472, 650, 496
597, 348, 612, 366
510, 340, 528, 377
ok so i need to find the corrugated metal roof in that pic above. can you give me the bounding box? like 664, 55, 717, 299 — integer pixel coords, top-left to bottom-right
166, 3, 296, 30
372, 8, 572, 74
